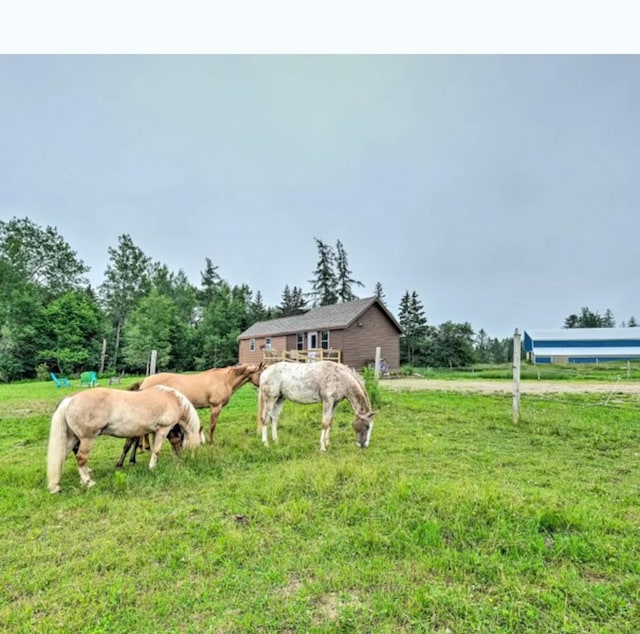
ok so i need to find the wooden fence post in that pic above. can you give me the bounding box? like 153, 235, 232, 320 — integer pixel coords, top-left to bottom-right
99, 338, 107, 374
513, 329, 521, 423
149, 350, 158, 376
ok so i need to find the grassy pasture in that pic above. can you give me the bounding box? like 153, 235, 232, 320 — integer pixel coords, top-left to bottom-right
0, 378, 639, 632
414, 361, 640, 382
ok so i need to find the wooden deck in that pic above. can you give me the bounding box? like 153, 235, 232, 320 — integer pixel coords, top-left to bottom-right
263, 348, 342, 364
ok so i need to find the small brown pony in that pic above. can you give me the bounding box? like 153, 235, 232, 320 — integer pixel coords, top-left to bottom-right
118, 362, 264, 466
47, 385, 204, 493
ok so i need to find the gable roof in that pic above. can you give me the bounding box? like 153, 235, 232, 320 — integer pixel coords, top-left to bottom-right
238, 296, 402, 339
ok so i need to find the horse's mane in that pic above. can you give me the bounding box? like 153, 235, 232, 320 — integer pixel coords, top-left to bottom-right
336, 364, 371, 412
152, 385, 200, 434
348, 366, 366, 388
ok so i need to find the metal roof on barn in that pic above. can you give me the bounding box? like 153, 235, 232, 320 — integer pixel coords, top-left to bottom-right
524, 328, 640, 363
238, 296, 402, 339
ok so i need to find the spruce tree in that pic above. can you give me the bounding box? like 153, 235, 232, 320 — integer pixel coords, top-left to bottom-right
398, 290, 428, 365
199, 257, 222, 306
278, 284, 307, 316
335, 239, 364, 302
308, 238, 338, 306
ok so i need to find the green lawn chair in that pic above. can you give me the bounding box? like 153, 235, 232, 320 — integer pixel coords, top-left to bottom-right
80, 371, 98, 387
50, 372, 71, 387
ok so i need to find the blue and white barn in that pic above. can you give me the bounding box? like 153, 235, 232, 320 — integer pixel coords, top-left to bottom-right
524, 328, 640, 364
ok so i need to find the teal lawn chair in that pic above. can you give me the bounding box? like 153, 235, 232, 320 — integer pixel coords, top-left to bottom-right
80, 371, 98, 387
50, 372, 71, 387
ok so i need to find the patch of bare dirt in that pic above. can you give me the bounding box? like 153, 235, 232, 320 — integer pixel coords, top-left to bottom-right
379, 377, 640, 395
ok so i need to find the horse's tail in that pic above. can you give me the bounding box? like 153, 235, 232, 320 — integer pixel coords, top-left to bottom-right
256, 388, 264, 434
157, 385, 202, 448
47, 397, 72, 493
128, 380, 143, 391
181, 398, 204, 449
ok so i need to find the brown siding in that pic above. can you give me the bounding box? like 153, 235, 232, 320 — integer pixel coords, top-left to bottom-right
340, 304, 400, 369
238, 335, 288, 365
238, 302, 401, 370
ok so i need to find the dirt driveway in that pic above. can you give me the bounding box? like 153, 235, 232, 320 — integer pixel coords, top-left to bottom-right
379, 377, 640, 395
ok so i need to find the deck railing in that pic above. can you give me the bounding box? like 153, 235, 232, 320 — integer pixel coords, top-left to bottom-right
263, 348, 342, 364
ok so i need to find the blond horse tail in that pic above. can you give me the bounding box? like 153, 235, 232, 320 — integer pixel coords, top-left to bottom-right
154, 385, 202, 449
256, 388, 264, 434
180, 396, 203, 449
47, 398, 72, 493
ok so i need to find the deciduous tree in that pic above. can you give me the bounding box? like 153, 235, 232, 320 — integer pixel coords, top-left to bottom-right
39, 290, 105, 374
98, 234, 152, 371
0, 217, 89, 296
122, 289, 175, 371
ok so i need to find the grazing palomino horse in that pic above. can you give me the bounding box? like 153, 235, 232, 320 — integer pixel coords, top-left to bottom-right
46, 386, 204, 493
124, 363, 264, 455
258, 361, 375, 452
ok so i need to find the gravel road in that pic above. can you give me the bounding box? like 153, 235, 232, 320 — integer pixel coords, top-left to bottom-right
379, 377, 640, 395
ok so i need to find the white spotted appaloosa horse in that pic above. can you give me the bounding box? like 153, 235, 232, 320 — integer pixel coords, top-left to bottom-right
258, 361, 374, 452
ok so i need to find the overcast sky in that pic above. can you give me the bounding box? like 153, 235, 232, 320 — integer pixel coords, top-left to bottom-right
1, 54, 638, 339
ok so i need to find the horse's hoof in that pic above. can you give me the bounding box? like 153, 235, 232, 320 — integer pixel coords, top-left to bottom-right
49, 485, 61, 494
86, 480, 96, 488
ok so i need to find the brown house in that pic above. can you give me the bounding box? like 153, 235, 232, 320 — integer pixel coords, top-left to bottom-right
237, 296, 402, 370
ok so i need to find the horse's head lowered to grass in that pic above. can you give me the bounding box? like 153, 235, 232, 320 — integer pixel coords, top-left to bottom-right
353, 410, 375, 449
258, 360, 375, 452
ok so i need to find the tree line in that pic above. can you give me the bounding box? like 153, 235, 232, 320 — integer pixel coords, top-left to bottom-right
1, 218, 635, 381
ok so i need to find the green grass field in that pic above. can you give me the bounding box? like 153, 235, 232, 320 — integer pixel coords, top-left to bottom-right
1, 377, 639, 632
412, 361, 640, 382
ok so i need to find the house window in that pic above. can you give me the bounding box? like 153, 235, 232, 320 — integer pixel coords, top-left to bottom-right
249, 338, 256, 352
297, 333, 304, 350
321, 330, 330, 349
265, 337, 272, 350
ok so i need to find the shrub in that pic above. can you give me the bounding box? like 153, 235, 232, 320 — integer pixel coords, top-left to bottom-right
360, 366, 382, 408
36, 363, 50, 382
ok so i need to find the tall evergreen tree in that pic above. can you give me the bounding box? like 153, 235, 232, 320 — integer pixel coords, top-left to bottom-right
198, 257, 222, 306
335, 239, 364, 302
373, 282, 385, 302
564, 314, 579, 328
398, 290, 428, 365
98, 234, 152, 371
474, 328, 490, 363
250, 290, 270, 323
278, 285, 307, 316
602, 308, 616, 327
308, 238, 338, 306
563, 306, 616, 328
